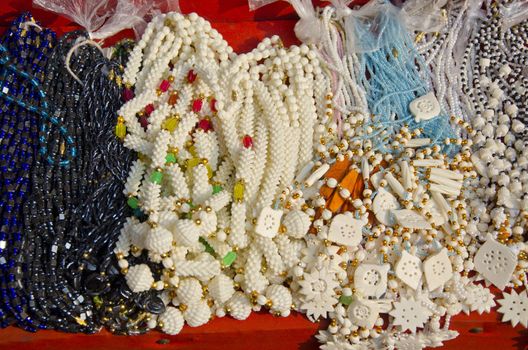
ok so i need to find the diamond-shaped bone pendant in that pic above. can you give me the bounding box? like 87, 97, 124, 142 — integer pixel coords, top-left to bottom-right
395, 250, 423, 290
409, 92, 441, 122
392, 209, 431, 230
474, 238, 517, 290
327, 213, 364, 246
423, 248, 453, 291
255, 207, 283, 238
354, 263, 390, 298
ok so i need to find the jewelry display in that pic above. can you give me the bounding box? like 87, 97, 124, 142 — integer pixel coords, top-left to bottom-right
0, 0, 525, 347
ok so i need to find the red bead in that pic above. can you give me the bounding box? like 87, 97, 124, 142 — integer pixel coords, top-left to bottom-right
210, 98, 217, 113
198, 119, 212, 132
123, 88, 134, 101
159, 80, 170, 92
192, 99, 203, 113
242, 135, 253, 148
144, 104, 155, 116
139, 116, 149, 129
187, 70, 197, 83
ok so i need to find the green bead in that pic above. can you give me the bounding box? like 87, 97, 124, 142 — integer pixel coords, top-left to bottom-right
93, 296, 103, 308
199, 237, 216, 257
339, 295, 353, 306
212, 184, 223, 194
165, 153, 177, 164
133, 208, 146, 220
233, 181, 245, 202
127, 196, 139, 209
150, 170, 163, 184
222, 251, 237, 266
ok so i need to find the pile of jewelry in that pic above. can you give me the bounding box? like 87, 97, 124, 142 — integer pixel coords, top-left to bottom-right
0, 0, 526, 349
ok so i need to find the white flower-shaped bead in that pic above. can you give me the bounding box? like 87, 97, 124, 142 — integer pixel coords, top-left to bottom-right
389, 297, 431, 333
497, 290, 528, 328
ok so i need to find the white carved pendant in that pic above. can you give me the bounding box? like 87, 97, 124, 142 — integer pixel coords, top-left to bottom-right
255, 207, 283, 238
327, 213, 364, 247
497, 290, 528, 327
409, 92, 441, 122
392, 209, 432, 230
474, 238, 517, 290
347, 298, 380, 328
354, 263, 390, 298
395, 250, 423, 290
372, 188, 400, 226
423, 248, 453, 291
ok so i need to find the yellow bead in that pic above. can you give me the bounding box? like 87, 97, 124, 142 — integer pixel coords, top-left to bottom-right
233, 181, 245, 202
186, 157, 202, 170
115, 122, 126, 139
162, 115, 180, 132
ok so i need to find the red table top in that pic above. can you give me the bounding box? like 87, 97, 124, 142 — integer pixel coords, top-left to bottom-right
0, 0, 527, 349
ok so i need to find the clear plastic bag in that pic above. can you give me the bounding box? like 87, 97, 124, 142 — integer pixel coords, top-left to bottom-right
399, 0, 448, 33
328, 0, 353, 17
453, 0, 485, 64
248, 0, 323, 44
343, 0, 402, 54
248, 0, 277, 11
501, 1, 528, 30
33, 0, 180, 40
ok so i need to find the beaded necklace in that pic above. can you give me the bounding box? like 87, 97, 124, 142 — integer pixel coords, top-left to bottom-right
353, 2, 458, 154
0, 13, 55, 331
459, 0, 528, 290
23, 31, 105, 333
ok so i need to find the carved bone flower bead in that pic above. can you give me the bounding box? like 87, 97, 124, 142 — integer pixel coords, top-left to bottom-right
176, 277, 203, 305
126, 264, 155, 292
208, 274, 235, 304
158, 306, 185, 335
282, 209, 312, 239
183, 299, 211, 327
227, 292, 252, 320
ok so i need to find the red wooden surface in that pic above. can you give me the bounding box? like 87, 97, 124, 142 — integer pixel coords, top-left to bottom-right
0, 0, 527, 349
